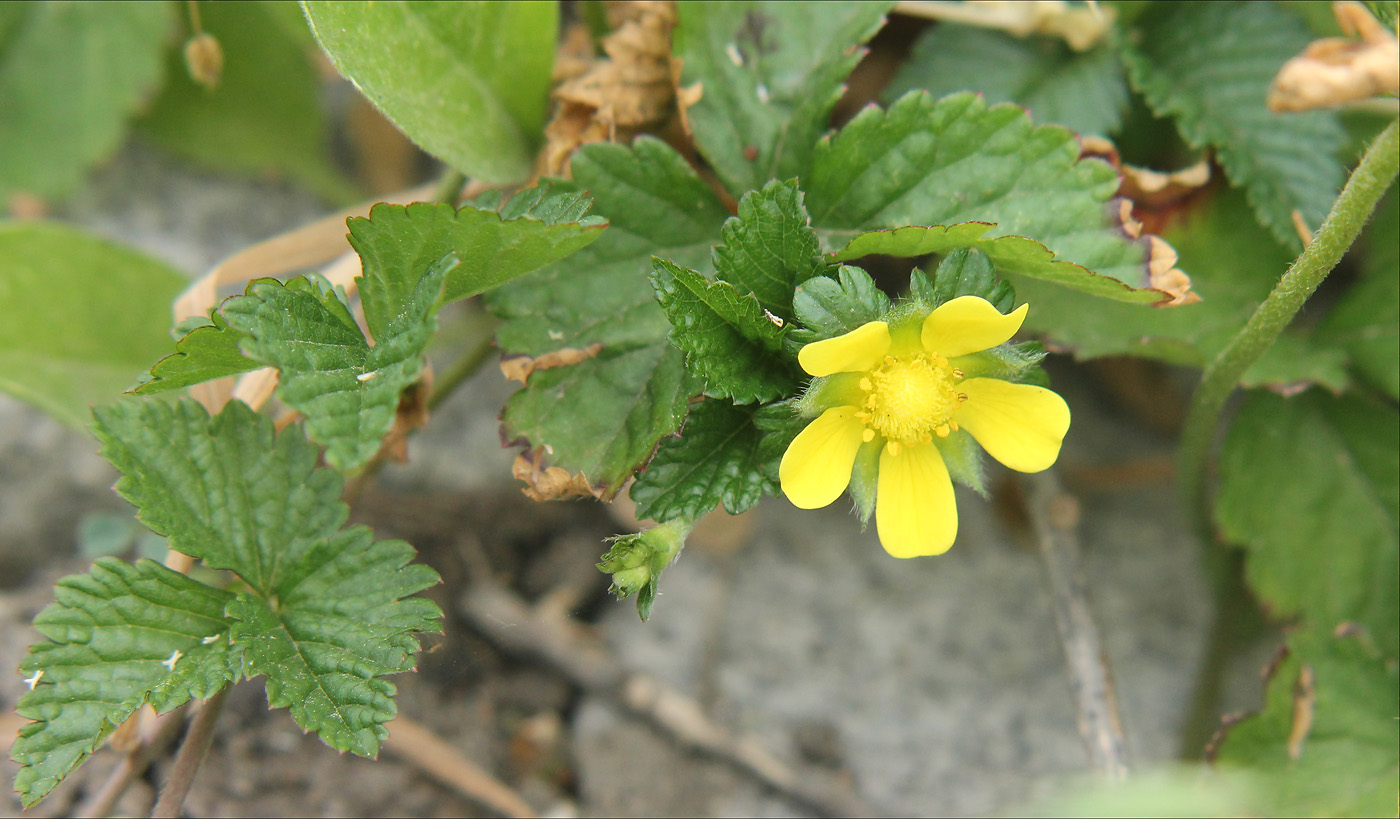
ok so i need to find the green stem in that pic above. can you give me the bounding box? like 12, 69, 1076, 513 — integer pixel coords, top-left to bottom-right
1178, 118, 1399, 537
427, 312, 500, 413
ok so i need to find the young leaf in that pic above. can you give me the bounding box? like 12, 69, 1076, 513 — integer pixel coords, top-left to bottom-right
220, 255, 455, 470
1015, 187, 1350, 391
1216, 391, 1398, 653
12, 558, 238, 808
303, 1, 557, 183
0, 1, 172, 201
346, 190, 607, 326
1120, 1, 1347, 249
139, 0, 361, 204
1215, 629, 1398, 816
0, 223, 187, 428
487, 138, 729, 494
805, 91, 1173, 297
631, 399, 779, 523
887, 25, 1129, 137
832, 222, 1160, 304
674, 1, 892, 196
91, 398, 442, 756
132, 311, 261, 395
712, 179, 825, 318
791, 264, 890, 343
652, 258, 796, 404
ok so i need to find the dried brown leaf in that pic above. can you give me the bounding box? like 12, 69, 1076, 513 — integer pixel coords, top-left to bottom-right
1269, 2, 1399, 112
512, 451, 601, 501
499, 343, 604, 385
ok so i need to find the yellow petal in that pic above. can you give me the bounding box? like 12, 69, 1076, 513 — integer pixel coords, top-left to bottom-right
956, 378, 1070, 473
876, 442, 958, 557
798, 321, 890, 376
921, 296, 1028, 358
780, 406, 867, 509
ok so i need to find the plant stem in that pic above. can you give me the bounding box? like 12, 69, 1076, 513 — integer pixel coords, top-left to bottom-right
427, 312, 500, 413
150, 687, 230, 819
1178, 118, 1399, 536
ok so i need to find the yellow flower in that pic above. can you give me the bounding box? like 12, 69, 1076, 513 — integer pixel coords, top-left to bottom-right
779, 296, 1070, 558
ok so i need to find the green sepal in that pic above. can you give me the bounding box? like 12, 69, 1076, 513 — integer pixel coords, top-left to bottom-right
791, 265, 891, 346
848, 439, 880, 526
597, 517, 694, 621
917, 247, 1017, 312
937, 428, 987, 497
954, 342, 1047, 384
712, 179, 826, 318
651, 257, 798, 403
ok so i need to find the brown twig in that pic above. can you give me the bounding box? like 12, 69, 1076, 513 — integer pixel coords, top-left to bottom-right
1024, 468, 1130, 781
458, 581, 874, 818
382, 715, 537, 818
150, 687, 229, 819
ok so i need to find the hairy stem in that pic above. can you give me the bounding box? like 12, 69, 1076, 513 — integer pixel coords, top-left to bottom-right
150, 687, 229, 819
1179, 118, 1399, 536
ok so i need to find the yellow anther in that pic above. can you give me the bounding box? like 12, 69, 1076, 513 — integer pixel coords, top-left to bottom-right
952, 368, 964, 379
887, 441, 902, 456
935, 424, 950, 438
862, 428, 875, 442
859, 377, 872, 392
957, 393, 968, 402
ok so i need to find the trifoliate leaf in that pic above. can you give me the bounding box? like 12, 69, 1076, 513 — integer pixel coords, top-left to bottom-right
833, 222, 1154, 303
711, 179, 826, 319
1217, 390, 1399, 654
631, 399, 780, 522
887, 24, 1129, 137
1317, 194, 1399, 400
487, 138, 727, 494
12, 558, 238, 808
791, 264, 890, 343
0, 1, 172, 201
91, 398, 442, 756
674, 0, 892, 197
0, 223, 187, 428
1015, 186, 1350, 391
139, 0, 361, 205
303, 1, 556, 183
347, 189, 606, 328
806, 91, 1173, 297
220, 256, 455, 470
652, 258, 796, 404
1120, 1, 1347, 250
132, 311, 261, 395
1215, 628, 1398, 816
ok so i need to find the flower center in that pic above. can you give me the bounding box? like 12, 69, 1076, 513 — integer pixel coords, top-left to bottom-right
858, 354, 964, 448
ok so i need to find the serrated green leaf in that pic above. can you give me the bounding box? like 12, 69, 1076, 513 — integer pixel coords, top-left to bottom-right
652, 258, 796, 404
488, 138, 727, 493
12, 558, 238, 808
0, 1, 172, 202
918, 247, 1017, 313
132, 311, 261, 395
675, 0, 892, 197
90, 398, 442, 755
347, 191, 606, 330
139, 0, 361, 205
833, 222, 1162, 303
631, 399, 779, 523
791, 264, 890, 342
0, 223, 187, 428
712, 179, 825, 318
1015, 187, 1351, 390
303, 0, 556, 183
1217, 391, 1399, 653
1317, 194, 1399, 400
1216, 629, 1398, 816
220, 255, 455, 470
887, 25, 1128, 137
1120, 1, 1347, 250
806, 91, 1164, 294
